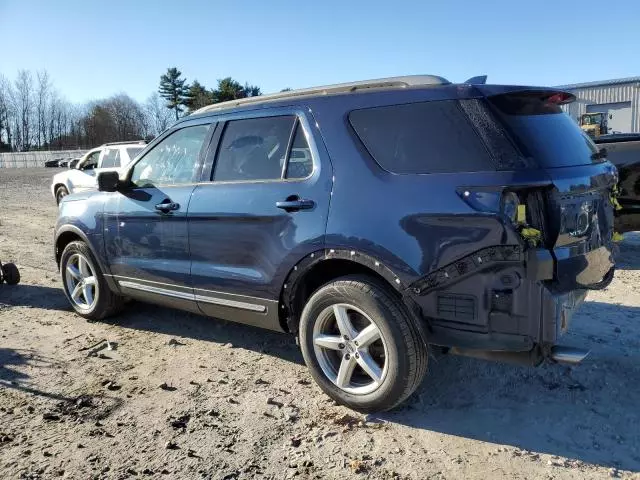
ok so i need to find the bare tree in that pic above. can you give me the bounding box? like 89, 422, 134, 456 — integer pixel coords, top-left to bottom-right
0, 74, 14, 150
36, 70, 51, 149
13, 70, 35, 150
144, 92, 173, 137
105, 94, 146, 141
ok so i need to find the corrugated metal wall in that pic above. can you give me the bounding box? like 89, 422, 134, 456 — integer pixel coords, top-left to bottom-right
561, 81, 640, 132
0, 149, 87, 168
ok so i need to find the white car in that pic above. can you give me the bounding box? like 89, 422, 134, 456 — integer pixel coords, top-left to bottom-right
51, 141, 146, 204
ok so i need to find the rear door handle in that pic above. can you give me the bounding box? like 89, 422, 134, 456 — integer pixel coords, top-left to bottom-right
276, 196, 315, 212
155, 201, 180, 213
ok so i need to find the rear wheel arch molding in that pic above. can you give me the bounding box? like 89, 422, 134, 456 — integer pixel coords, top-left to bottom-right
279, 248, 422, 334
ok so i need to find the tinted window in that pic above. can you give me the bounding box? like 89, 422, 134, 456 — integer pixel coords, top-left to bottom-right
349, 100, 495, 174
131, 124, 210, 187
489, 92, 601, 168
101, 148, 120, 168
126, 147, 144, 163
214, 116, 295, 181
285, 123, 313, 179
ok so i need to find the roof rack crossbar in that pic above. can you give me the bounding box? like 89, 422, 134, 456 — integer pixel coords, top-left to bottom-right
193, 75, 450, 115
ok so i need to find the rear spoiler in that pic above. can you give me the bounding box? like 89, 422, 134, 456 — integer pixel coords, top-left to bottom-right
464, 75, 488, 85
474, 86, 576, 107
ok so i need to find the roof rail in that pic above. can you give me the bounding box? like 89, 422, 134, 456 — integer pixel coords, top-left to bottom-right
193, 75, 450, 115
102, 140, 147, 146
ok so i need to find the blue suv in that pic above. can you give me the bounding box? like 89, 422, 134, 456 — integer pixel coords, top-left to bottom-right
54, 75, 617, 411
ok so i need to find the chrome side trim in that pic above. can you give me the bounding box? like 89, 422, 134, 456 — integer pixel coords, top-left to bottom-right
109, 274, 271, 301
108, 274, 192, 292
117, 279, 267, 313
118, 280, 195, 301
194, 294, 267, 313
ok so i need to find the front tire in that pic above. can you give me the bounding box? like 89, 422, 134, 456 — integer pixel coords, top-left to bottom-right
299, 275, 428, 412
1, 263, 20, 285
55, 186, 69, 205
60, 241, 124, 320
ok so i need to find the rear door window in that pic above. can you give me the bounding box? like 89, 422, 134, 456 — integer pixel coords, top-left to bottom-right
349, 100, 495, 174
285, 123, 313, 179
488, 91, 601, 168
213, 116, 296, 182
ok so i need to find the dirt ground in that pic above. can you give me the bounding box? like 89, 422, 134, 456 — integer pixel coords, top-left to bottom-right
0, 168, 639, 480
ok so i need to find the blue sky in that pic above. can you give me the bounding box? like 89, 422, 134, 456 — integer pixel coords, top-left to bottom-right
1, 0, 638, 103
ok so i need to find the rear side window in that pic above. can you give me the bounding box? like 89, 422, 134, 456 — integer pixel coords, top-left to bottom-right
101, 148, 120, 168
349, 100, 495, 174
214, 116, 296, 182
488, 91, 601, 168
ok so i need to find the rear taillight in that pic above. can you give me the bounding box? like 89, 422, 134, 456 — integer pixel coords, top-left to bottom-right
459, 188, 546, 247
500, 192, 520, 223
458, 188, 521, 224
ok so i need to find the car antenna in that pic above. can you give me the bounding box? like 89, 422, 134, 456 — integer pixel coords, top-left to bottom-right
464, 75, 488, 84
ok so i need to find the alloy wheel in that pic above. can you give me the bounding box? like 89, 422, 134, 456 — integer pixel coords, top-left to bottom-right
64, 253, 98, 310
312, 303, 388, 395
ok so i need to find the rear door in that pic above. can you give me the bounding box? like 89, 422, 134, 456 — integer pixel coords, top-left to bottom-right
103, 121, 214, 311
187, 109, 332, 330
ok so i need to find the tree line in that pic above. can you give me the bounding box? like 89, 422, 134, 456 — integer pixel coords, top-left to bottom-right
0, 67, 272, 152
159, 67, 262, 119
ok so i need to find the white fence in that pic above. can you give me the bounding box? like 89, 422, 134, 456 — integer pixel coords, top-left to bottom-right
0, 150, 88, 168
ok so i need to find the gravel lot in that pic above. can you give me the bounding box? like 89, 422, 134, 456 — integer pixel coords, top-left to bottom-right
0, 168, 639, 480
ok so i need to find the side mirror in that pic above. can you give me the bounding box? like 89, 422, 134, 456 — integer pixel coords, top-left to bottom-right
97, 171, 120, 192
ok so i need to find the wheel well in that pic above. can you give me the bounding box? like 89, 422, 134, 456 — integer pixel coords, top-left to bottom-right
281, 258, 401, 333
55, 231, 81, 267
54, 183, 67, 193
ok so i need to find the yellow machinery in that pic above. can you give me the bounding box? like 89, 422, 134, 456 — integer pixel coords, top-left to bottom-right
579, 112, 609, 138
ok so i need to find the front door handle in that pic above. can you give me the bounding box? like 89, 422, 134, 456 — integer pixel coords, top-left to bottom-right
276, 196, 315, 212
155, 201, 180, 213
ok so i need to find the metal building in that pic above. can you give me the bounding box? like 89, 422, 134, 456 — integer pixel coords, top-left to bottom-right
556, 77, 640, 133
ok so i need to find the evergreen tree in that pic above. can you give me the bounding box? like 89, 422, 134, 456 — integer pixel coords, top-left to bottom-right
159, 67, 189, 120
185, 80, 215, 112
214, 77, 245, 102
243, 83, 261, 97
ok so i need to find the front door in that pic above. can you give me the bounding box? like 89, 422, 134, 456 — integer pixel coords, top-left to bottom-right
187, 111, 332, 330
103, 122, 214, 311
68, 149, 101, 192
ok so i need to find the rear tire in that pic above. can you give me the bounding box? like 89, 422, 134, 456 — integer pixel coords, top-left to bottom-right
299, 275, 428, 412
55, 186, 69, 205
60, 241, 124, 321
1, 263, 20, 285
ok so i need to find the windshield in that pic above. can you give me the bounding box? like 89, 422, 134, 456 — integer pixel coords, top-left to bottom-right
583, 114, 603, 125
126, 147, 144, 163
489, 92, 603, 168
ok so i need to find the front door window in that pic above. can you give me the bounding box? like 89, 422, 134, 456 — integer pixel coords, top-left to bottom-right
131, 125, 211, 187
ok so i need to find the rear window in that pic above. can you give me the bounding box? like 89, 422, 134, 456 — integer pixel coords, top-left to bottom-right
488, 92, 602, 168
349, 100, 495, 174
